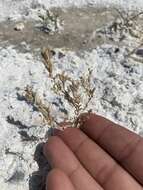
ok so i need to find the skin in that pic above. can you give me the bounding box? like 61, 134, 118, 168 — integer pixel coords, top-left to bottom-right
43, 113, 143, 190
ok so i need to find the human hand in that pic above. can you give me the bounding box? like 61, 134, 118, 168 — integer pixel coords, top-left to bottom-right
43, 113, 143, 190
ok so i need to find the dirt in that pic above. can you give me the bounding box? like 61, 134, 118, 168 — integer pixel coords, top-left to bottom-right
0, 4, 143, 190
0, 6, 118, 52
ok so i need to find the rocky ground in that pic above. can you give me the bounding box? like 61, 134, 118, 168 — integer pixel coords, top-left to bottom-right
0, 1, 143, 190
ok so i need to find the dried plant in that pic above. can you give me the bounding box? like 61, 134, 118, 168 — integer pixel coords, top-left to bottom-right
38, 10, 60, 34
114, 8, 143, 26
23, 86, 55, 126
97, 9, 143, 41
113, 8, 143, 39
19, 44, 96, 130
41, 47, 53, 77
97, 9, 143, 63
80, 69, 95, 110
21, 58, 95, 129
52, 69, 95, 119
113, 10, 143, 63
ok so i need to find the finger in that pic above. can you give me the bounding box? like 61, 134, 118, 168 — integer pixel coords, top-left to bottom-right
44, 136, 103, 190
47, 168, 75, 190
79, 113, 143, 185
56, 128, 142, 190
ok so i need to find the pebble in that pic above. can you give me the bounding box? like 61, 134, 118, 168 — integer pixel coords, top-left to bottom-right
136, 49, 143, 57
14, 23, 25, 31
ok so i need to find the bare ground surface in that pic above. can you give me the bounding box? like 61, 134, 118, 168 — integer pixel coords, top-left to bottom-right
0, 7, 118, 51
0, 5, 143, 190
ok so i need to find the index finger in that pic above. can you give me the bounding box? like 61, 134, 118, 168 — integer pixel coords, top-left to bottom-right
79, 113, 143, 185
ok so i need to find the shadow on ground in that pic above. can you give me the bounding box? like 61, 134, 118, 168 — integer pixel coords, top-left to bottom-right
29, 127, 55, 190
